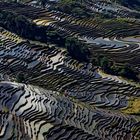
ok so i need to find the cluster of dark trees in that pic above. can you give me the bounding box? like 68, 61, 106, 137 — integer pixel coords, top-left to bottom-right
0, 10, 89, 62
65, 38, 89, 62
16, 73, 25, 83
0, 10, 65, 45
93, 56, 139, 81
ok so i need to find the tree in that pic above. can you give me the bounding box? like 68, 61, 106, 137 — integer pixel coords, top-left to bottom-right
16, 73, 25, 83
65, 38, 89, 62
99, 56, 109, 71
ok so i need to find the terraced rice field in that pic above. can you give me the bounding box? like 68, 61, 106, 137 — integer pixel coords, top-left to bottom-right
0, 0, 140, 140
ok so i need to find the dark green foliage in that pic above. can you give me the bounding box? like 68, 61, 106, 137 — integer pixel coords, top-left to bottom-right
0, 10, 43, 40
16, 73, 25, 83
97, 56, 139, 81
118, 64, 139, 80
0, 10, 90, 62
0, 10, 65, 45
99, 56, 109, 70
65, 38, 89, 62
